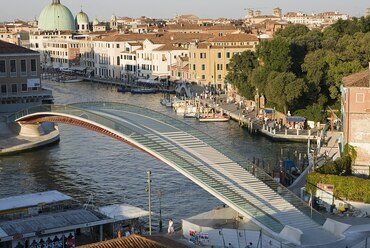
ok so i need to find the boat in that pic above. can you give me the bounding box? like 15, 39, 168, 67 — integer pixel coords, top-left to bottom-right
160, 98, 172, 107
183, 105, 198, 118
62, 78, 84, 83
198, 114, 230, 122
184, 112, 197, 118
117, 85, 130, 93
131, 88, 158, 94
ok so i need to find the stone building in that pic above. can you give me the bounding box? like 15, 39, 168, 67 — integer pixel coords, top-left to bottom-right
341, 66, 370, 174
0, 40, 52, 113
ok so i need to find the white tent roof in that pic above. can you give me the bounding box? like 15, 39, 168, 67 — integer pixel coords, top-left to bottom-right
98, 204, 149, 221
0, 191, 72, 212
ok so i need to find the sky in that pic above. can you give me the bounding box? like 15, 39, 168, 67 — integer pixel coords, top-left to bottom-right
1, 0, 369, 22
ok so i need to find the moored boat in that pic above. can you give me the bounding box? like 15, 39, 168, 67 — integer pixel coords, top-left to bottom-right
62, 78, 83, 83
198, 114, 230, 122
131, 88, 158, 94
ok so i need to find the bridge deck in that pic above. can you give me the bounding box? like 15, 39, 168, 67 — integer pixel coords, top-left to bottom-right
12, 103, 340, 246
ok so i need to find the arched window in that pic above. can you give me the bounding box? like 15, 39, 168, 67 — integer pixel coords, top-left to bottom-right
82, 24, 85, 30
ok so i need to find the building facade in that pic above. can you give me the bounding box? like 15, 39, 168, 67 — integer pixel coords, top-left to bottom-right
188, 34, 259, 89
0, 40, 52, 113
341, 68, 370, 173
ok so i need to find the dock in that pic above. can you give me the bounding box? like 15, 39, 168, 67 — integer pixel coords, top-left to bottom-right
199, 97, 320, 143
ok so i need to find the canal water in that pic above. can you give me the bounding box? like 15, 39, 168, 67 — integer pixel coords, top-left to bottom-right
0, 81, 307, 230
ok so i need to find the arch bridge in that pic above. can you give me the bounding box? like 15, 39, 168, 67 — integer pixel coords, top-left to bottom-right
9, 102, 338, 246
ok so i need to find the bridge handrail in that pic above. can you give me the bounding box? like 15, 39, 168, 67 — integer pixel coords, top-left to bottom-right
13, 102, 287, 233
70, 102, 326, 225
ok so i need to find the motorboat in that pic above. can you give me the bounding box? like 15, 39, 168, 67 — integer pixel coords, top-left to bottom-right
160, 98, 173, 107
62, 78, 84, 83
198, 114, 230, 122
117, 85, 130, 93
131, 88, 158, 94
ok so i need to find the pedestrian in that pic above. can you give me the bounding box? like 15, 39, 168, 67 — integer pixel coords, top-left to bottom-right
168, 218, 174, 234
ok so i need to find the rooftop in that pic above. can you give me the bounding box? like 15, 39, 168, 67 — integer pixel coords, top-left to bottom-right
0, 190, 72, 212
0, 209, 102, 238
0, 40, 38, 54
342, 69, 370, 88
78, 235, 188, 248
97, 204, 149, 221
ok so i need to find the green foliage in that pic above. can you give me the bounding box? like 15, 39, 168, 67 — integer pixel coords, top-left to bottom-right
250, 67, 269, 94
228, 18, 369, 121
306, 172, 370, 203
265, 71, 307, 113
316, 156, 352, 176
294, 102, 326, 123
226, 50, 258, 99
343, 144, 357, 165
257, 37, 292, 72
275, 24, 310, 40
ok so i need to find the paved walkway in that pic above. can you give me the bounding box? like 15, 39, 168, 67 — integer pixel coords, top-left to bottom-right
199, 97, 320, 142
0, 121, 59, 155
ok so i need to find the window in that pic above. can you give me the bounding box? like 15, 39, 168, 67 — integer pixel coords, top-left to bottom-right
1, 85, 6, 93
201, 75, 205, 80
226, 52, 230, 58
201, 64, 205, 70
117, 56, 120, 66
356, 93, 365, 103
21, 83, 27, 92
20, 60, 26, 75
226, 64, 229, 70
193, 64, 196, 70
116, 44, 120, 48
0, 60, 5, 76
217, 64, 223, 70
31, 59, 37, 75
10, 60, 16, 76
217, 52, 222, 59
200, 53, 206, 59
218, 74, 222, 80
11, 84, 17, 93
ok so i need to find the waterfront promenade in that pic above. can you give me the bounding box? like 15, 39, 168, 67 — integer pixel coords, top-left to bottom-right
199, 96, 321, 143
0, 120, 59, 155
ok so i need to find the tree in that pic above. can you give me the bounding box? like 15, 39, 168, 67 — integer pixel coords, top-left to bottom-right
302, 49, 328, 87
250, 67, 270, 95
265, 71, 307, 113
226, 50, 258, 99
275, 24, 310, 40
257, 37, 292, 72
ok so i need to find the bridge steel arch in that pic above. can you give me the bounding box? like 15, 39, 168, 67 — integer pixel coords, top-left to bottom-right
11, 102, 335, 246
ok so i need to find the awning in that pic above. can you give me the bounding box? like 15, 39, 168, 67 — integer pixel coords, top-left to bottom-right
286, 116, 306, 122
98, 204, 149, 221
264, 108, 274, 114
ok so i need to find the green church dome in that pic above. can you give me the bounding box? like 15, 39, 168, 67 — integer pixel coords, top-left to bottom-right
76, 11, 89, 24
38, 0, 75, 31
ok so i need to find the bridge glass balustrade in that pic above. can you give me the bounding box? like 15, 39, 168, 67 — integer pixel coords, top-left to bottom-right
70, 103, 326, 225
10, 102, 326, 228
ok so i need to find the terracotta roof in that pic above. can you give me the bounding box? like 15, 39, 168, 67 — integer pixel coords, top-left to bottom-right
203, 25, 237, 31
0, 40, 38, 54
342, 70, 370, 88
78, 235, 188, 248
94, 34, 155, 42
152, 43, 187, 51
211, 34, 258, 42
